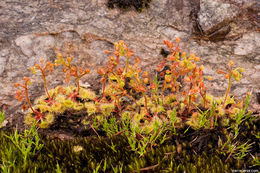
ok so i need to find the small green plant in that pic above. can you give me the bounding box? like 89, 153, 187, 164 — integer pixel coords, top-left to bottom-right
56, 163, 62, 173
232, 93, 252, 139
0, 109, 6, 128
250, 154, 260, 167
4, 120, 43, 169
0, 147, 16, 173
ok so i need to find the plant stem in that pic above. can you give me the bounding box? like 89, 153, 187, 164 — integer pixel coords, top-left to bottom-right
125, 55, 129, 73
39, 68, 51, 99
175, 79, 180, 104
24, 87, 38, 115
187, 83, 193, 112
143, 93, 151, 120
77, 76, 80, 94
223, 76, 232, 108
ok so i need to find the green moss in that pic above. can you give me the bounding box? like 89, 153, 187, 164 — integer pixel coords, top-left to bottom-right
2, 116, 259, 172
107, 0, 152, 12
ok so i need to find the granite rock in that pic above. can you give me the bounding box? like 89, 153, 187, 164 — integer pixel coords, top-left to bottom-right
198, 0, 239, 35
0, 0, 259, 116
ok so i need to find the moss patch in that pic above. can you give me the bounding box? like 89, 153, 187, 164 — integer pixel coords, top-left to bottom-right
107, 0, 152, 12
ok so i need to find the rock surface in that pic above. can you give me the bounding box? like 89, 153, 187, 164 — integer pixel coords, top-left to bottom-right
0, 0, 259, 116
198, 0, 239, 35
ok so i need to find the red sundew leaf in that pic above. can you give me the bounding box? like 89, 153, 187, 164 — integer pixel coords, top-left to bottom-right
14, 83, 20, 87
22, 104, 28, 111
168, 42, 173, 49
35, 64, 40, 69
98, 68, 106, 76
167, 55, 176, 61
35, 113, 42, 121
199, 82, 205, 88
135, 57, 140, 64
229, 60, 234, 66
116, 67, 124, 75
142, 71, 149, 77
143, 78, 149, 84
194, 57, 200, 61
104, 50, 110, 54
160, 72, 165, 77
166, 70, 171, 74
176, 37, 180, 43
66, 57, 71, 64
109, 56, 115, 61
165, 75, 171, 83
126, 50, 134, 57
85, 69, 90, 74
46, 61, 51, 66
78, 67, 84, 74
71, 70, 77, 76
150, 83, 156, 90
224, 74, 229, 79
217, 70, 225, 74
113, 51, 119, 56
138, 86, 146, 92
23, 77, 30, 82
208, 76, 213, 81
40, 59, 44, 65
15, 90, 23, 101
100, 77, 106, 83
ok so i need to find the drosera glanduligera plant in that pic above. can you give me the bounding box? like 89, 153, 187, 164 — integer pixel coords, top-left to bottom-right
217, 60, 244, 108
55, 53, 90, 100
14, 37, 249, 131
12, 37, 258, 167
30, 59, 55, 105
14, 77, 44, 121
14, 54, 94, 128
158, 38, 213, 113
97, 40, 152, 120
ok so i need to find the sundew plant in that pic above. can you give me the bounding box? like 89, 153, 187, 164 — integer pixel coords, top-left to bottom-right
9, 38, 259, 172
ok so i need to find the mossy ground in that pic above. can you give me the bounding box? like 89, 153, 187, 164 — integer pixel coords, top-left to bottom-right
0, 116, 259, 172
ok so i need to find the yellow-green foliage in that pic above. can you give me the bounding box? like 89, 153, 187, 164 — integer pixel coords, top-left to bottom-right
73, 103, 84, 111
99, 103, 115, 117
84, 102, 97, 115
24, 86, 99, 128
79, 88, 96, 101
